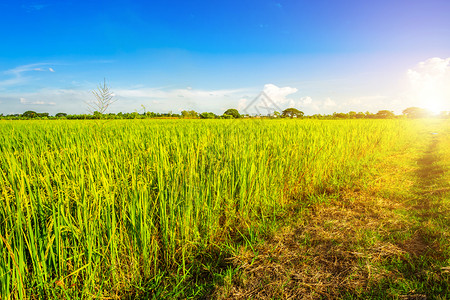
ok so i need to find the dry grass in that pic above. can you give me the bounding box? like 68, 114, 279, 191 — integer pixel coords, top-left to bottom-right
214, 124, 450, 299
214, 190, 413, 299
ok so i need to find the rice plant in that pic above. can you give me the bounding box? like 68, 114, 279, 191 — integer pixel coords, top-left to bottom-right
0, 119, 415, 298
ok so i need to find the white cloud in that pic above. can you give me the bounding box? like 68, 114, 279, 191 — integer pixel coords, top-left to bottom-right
234, 84, 299, 115
31, 101, 56, 105
237, 97, 248, 111
113, 86, 247, 113
0, 88, 90, 114
49, 68, 55, 72
0, 77, 25, 88
408, 57, 450, 82
297, 96, 323, 112
323, 98, 337, 108
2, 85, 250, 115
262, 84, 298, 105
115, 87, 241, 99
291, 97, 338, 114
344, 95, 387, 107
406, 57, 450, 112
301, 96, 312, 105
19, 96, 57, 106
1, 87, 378, 115
238, 84, 321, 115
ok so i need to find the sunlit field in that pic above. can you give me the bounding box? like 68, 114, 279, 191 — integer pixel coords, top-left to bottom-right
0, 119, 448, 299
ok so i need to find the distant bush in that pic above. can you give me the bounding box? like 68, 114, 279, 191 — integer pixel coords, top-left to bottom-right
200, 112, 216, 119
181, 110, 199, 118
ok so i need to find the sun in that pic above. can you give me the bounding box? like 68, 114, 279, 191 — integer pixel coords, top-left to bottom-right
407, 58, 450, 115
424, 100, 443, 115
417, 87, 447, 115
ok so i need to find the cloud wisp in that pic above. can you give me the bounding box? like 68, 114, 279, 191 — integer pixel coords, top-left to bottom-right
22, 3, 49, 12
0, 63, 56, 89
4, 63, 55, 76
19, 97, 56, 106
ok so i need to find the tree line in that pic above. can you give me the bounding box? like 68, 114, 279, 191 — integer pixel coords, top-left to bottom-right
1, 107, 448, 120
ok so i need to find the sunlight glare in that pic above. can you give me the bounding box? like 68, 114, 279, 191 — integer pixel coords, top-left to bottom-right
424, 101, 443, 115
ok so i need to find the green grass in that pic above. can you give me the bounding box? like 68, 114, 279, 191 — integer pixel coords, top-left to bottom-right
0, 119, 443, 299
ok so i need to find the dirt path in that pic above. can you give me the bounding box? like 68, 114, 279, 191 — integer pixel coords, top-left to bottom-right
214, 132, 450, 299
416, 135, 447, 198
408, 134, 448, 257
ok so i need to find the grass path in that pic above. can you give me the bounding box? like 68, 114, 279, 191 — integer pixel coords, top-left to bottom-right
214, 121, 449, 299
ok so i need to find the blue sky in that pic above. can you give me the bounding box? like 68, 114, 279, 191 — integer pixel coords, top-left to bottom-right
1, 0, 449, 115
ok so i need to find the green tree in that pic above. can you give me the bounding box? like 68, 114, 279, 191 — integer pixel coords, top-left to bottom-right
223, 109, 240, 118
282, 108, 304, 118
364, 111, 375, 119
55, 113, 67, 117
376, 110, 395, 119
355, 112, 365, 119
145, 111, 157, 118
199, 112, 216, 119
22, 111, 37, 118
333, 112, 348, 119
37, 112, 49, 118
402, 107, 429, 118
181, 110, 199, 118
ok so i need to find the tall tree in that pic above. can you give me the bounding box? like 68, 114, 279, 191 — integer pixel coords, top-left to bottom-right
282, 108, 304, 118
223, 109, 241, 118
22, 111, 37, 118
376, 110, 395, 119
181, 110, 199, 118
402, 107, 429, 118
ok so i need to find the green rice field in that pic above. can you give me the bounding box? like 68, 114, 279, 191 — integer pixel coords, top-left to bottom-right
0, 119, 448, 299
